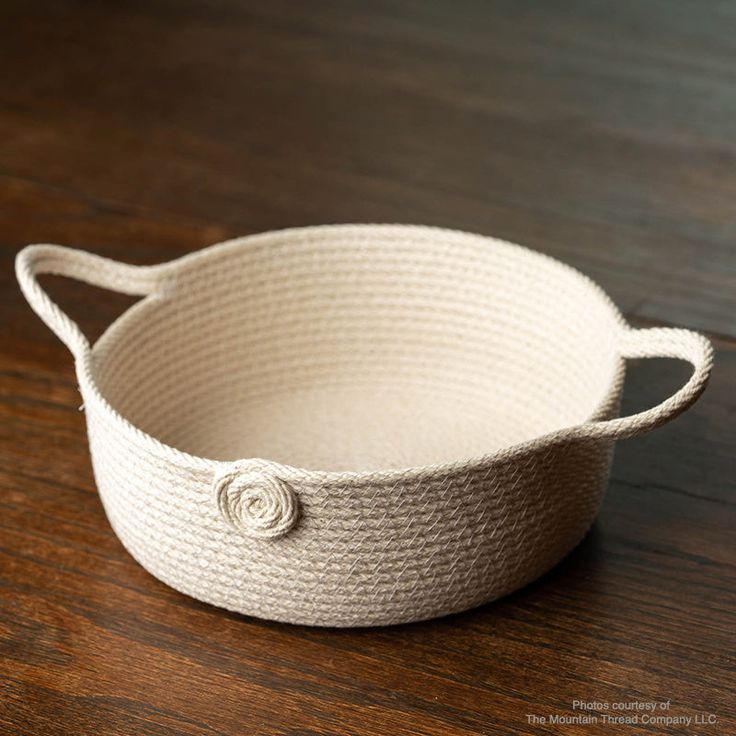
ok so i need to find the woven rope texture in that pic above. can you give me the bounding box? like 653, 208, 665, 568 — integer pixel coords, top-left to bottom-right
16, 225, 713, 626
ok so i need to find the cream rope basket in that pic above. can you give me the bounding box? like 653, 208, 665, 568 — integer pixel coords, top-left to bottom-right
16, 225, 713, 627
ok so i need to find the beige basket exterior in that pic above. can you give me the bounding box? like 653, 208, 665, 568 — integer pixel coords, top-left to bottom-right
16, 225, 713, 627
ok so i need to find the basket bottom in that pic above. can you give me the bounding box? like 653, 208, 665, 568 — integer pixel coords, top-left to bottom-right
185, 383, 543, 471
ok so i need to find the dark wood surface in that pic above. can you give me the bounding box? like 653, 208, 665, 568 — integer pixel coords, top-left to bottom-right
1, 2, 734, 734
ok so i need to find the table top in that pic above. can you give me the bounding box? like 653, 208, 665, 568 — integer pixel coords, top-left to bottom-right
1, 2, 734, 735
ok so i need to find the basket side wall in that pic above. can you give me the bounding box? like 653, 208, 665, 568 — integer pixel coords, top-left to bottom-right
83, 401, 616, 626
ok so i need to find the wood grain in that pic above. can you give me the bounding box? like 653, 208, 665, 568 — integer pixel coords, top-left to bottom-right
1, 1, 734, 735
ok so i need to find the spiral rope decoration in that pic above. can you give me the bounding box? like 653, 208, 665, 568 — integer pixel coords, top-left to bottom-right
213, 464, 298, 540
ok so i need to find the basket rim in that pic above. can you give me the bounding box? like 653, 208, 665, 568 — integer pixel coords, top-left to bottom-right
78, 223, 628, 481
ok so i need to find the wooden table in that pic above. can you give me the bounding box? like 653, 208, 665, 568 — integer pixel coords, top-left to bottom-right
1, 2, 734, 734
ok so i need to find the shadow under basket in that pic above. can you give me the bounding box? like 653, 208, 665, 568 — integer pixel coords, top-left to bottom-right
16, 224, 713, 626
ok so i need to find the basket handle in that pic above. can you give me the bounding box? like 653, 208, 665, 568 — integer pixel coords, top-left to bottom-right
16, 244, 172, 360
584, 327, 713, 440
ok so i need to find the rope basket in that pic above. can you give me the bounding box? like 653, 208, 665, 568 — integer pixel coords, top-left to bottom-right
16, 225, 713, 626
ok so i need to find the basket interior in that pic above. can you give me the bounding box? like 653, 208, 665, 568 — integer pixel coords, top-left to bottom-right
93, 227, 623, 471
